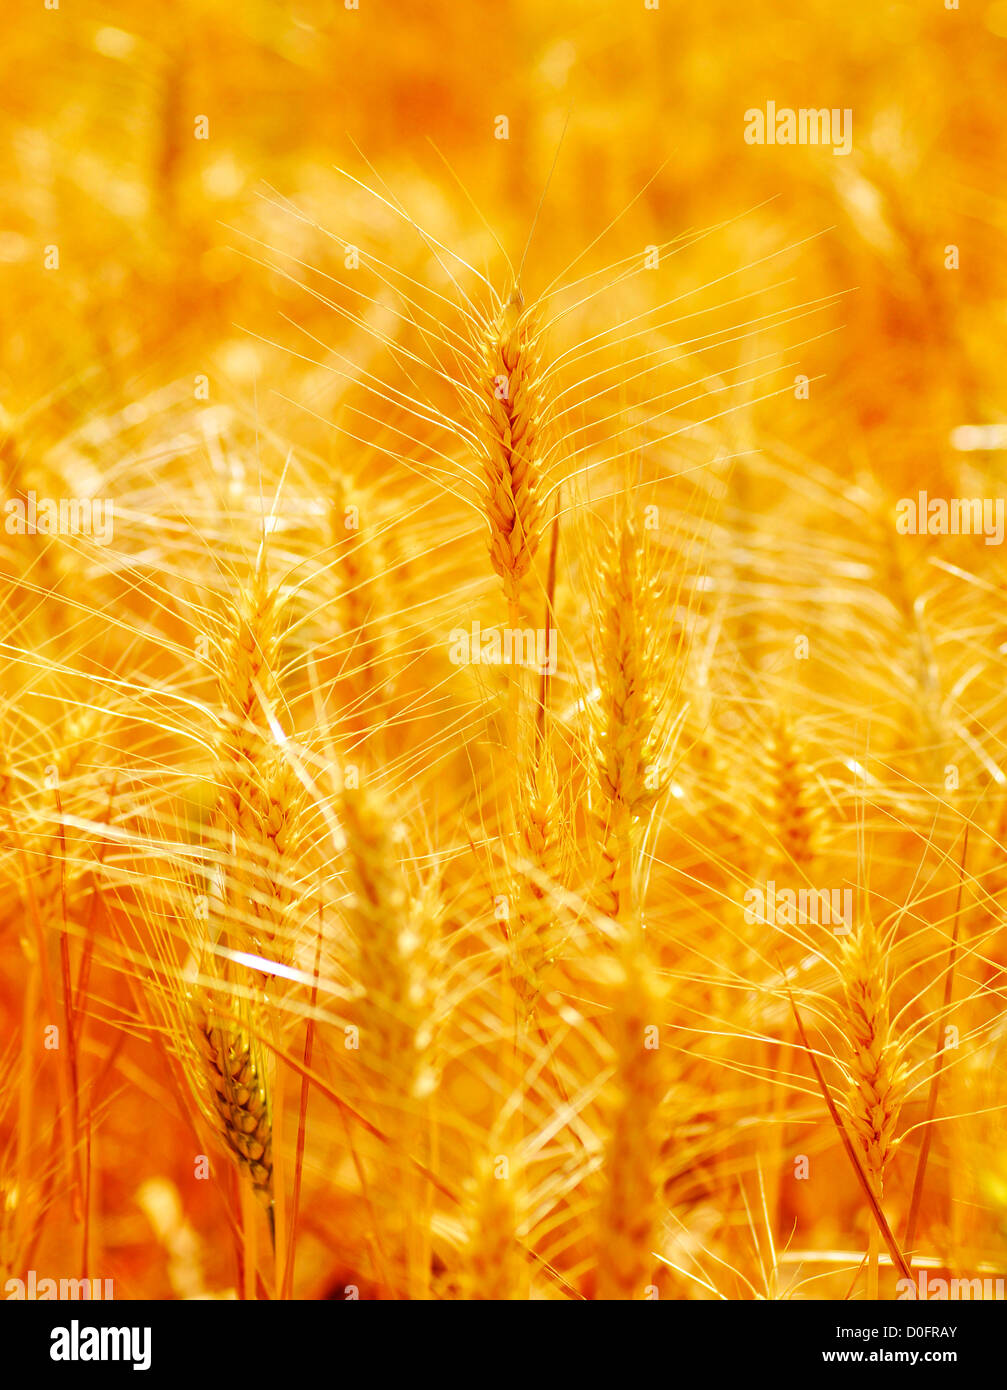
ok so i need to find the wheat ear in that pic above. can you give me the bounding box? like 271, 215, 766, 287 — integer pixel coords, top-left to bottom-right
341, 783, 439, 1295
192, 1000, 273, 1210
596, 943, 667, 1299
342, 783, 437, 1101
840, 911, 906, 1297
594, 514, 666, 918
759, 715, 829, 1240
764, 715, 826, 876
213, 551, 280, 850
474, 289, 547, 614
841, 914, 906, 1195
462, 1152, 527, 1299
211, 552, 304, 965
250, 753, 303, 967
329, 474, 390, 711
509, 744, 564, 1016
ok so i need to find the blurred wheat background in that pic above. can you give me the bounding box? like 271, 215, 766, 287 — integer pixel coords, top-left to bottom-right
2, 0, 1007, 1301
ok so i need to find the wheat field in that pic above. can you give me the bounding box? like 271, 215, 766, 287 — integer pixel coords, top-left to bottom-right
2, 0, 1007, 1304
